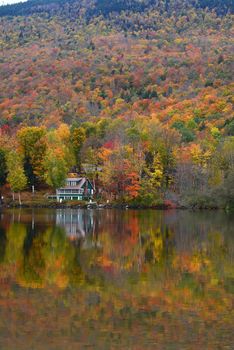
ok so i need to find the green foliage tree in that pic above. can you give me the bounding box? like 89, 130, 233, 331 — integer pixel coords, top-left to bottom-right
225, 119, 234, 136
44, 149, 69, 190
71, 127, 86, 172
6, 151, 27, 205
17, 127, 47, 186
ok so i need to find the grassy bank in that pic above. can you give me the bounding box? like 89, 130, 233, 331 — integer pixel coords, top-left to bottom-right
1, 189, 233, 211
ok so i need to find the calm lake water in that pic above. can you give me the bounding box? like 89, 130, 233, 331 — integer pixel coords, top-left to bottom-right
0, 209, 233, 349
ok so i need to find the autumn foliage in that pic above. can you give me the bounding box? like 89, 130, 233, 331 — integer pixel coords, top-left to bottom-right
0, 0, 233, 207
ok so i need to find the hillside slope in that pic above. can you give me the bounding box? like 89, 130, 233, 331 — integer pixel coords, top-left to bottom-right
0, 0, 233, 130
0, 0, 233, 17
0, 0, 233, 207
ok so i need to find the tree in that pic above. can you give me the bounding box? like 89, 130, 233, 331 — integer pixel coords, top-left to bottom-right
6, 151, 27, 205
137, 153, 164, 206
17, 127, 47, 186
43, 126, 75, 191
210, 137, 234, 208
145, 153, 163, 189
44, 148, 70, 190
71, 127, 86, 172
99, 145, 141, 200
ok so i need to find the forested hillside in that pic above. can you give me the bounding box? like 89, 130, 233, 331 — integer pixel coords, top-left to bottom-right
0, 0, 233, 208
0, 0, 233, 17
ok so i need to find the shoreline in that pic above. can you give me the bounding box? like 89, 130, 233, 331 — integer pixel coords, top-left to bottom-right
0, 201, 224, 210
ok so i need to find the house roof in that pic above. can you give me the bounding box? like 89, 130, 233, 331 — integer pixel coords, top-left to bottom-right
58, 177, 94, 190
62, 178, 86, 189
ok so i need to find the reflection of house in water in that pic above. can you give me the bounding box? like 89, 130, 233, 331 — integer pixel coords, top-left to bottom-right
56, 209, 94, 240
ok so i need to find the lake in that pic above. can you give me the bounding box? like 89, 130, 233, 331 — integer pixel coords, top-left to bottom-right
0, 208, 233, 349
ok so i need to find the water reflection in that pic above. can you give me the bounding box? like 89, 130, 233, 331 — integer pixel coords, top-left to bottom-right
56, 209, 95, 239
0, 209, 233, 349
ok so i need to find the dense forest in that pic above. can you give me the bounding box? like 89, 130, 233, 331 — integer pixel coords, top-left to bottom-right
0, 0, 233, 208
0, 0, 233, 17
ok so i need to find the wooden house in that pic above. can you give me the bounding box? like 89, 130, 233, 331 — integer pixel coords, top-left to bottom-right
56, 176, 94, 202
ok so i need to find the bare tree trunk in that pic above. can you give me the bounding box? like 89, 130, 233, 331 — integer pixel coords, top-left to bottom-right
12, 192, 15, 201
18, 192, 22, 206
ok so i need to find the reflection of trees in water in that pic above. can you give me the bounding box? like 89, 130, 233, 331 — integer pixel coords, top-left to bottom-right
140, 225, 174, 265
0, 209, 233, 350
0, 227, 6, 263
0, 212, 232, 350
0, 209, 233, 290
163, 210, 234, 254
